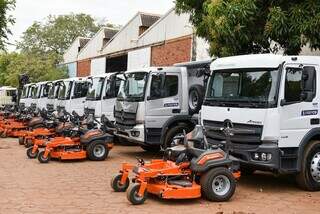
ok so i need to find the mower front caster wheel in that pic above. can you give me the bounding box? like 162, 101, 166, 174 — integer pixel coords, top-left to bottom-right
200, 167, 236, 202
26, 147, 38, 159
111, 174, 130, 192
19, 137, 25, 145
38, 151, 50, 163
127, 183, 147, 205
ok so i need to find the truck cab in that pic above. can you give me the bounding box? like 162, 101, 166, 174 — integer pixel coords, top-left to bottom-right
56, 77, 89, 115
37, 81, 52, 110
85, 73, 123, 122
114, 61, 211, 151
0, 86, 17, 108
201, 54, 320, 191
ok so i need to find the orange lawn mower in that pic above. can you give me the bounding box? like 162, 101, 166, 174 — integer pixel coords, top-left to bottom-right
33, 112, 114, 163
0, 107, 40, 138
20, 108, 70, 148
111, 121, 251, 205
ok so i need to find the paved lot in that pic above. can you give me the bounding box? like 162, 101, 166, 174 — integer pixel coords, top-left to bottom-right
0, 138, 319, 214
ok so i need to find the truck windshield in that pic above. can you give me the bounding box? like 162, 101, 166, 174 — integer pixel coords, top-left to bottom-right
205, 68, 280, 108
87, 77, 104, 100
48, 84, 55, 99
58, 81, 72, 100
118, 72, 148, 101
30, 86, 39, 99
21, 86, 29, 98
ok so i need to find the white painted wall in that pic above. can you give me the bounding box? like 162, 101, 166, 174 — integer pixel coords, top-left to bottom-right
78, 28, 107, 60
91, 57, 106, 76
101, 13, 142, 55
196, 37, 211, 61
127, 47, 151, 70
63, 37, 83, 63
138, 8, 192, 47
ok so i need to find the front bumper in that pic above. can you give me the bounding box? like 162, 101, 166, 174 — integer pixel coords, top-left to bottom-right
230, 142, 280, 172
114, 124, 145, 145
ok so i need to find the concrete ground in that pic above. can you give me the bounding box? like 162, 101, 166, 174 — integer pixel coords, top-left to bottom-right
0, 138, 319, 214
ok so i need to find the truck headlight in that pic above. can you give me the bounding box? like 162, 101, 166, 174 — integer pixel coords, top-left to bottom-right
131, 131, 140, 137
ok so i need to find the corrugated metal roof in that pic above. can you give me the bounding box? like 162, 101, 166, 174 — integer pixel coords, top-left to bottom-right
140, 14, 161, 27
79, 38, 90, 48
104, 28, 118, 39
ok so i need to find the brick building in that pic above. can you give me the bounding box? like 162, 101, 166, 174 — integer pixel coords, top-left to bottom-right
62, 8, 211, 77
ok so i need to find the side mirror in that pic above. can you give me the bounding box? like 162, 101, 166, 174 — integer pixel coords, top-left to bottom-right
301, 66, 316, 102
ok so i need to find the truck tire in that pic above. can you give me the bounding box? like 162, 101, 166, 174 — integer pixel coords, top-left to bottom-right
163, 124, 190, 148
188, 85, 204, 115
296, 140, 320, 191
87, 140, 108, 161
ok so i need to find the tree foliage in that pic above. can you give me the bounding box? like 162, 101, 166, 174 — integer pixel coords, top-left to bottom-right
176, 0, 320, 56
0, 0, 15, 50
0, 52, 67, 87
17, 13, 103, 55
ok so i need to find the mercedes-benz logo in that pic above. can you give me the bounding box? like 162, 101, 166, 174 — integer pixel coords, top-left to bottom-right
223, 119, 233, 129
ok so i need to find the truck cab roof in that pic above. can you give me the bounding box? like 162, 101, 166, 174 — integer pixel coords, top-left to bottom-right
211, 54, 320, 70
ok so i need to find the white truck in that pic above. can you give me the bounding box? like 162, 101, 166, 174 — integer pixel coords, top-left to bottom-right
201, 54, 320, 191
56, 77, 89, 115
46, 80, 63, 112
114, 61, 211, 151
85, 72, 123, 122
0, 86, 17, 107
20, 83, 33, 109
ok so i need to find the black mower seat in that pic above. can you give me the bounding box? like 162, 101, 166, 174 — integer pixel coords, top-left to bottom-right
168, 180, 192, 187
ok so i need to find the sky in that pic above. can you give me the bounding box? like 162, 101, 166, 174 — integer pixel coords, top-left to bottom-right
7, 0, 175, 51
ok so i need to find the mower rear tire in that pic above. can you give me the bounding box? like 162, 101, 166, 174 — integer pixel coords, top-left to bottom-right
19, 137, 25, 145
200, 167, 236, 202
38, 151, 50, 163
127, 183, 147, 205
111, 174, 130, 192
87, 140, 108, 161
27, 147, 38, 159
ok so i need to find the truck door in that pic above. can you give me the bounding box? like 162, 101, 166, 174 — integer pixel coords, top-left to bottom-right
279, 64, 318, 148
70, 81, 88, 115
145, 68, 183, 142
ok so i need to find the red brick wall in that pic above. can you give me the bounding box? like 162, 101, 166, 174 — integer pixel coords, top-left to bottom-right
151, 36, 192, 66
77, 60, 91, 77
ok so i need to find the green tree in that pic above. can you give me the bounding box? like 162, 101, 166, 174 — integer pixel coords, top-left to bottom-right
17, 13, 103, 55
0, 0, 15, 50
176, 0, 320, 56
0, 52, 67, 87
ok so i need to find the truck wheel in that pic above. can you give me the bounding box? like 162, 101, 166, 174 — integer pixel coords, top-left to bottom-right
26, 147, 38, 159
111, 174, 130, 192
141, 145, 161, 152
200, 167, 236, 202
296, 140, 320, 191
164, 124, 190, 148
188, 85, 204, 115
19, 137, 25, 145
87, 140, 108, 161
127, 183, 147, 205
38, 151, 50, 163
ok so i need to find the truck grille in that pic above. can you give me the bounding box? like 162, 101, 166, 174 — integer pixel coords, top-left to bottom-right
46, 104, 54, 112
203, 120, 263, 144
85, 108, 95, 116
114, 110, 136, 129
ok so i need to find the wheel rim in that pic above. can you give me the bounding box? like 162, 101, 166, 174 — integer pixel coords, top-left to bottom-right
189, 91, 198, 110
212, 175, 231, 196
93, 144, 105, 158
133, 189, 144, 201
310, 152, 320, 182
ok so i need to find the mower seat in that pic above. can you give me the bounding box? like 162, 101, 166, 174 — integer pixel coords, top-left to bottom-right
168, 180, 192, 187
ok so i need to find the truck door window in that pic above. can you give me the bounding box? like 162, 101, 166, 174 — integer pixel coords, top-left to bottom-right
284, 68, 302, 103
74, 82, 88, 99
150, 75, 178, 99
